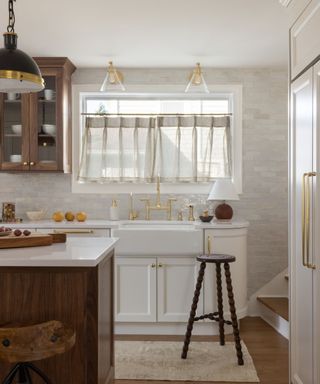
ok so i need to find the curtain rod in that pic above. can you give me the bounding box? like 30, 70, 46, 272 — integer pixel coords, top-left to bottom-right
81, 113, 232, 117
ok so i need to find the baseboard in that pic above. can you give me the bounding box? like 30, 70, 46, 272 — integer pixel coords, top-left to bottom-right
257, 301, 289, 339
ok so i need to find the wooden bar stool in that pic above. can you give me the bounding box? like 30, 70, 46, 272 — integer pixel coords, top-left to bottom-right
0, 320, 76, 383
181, 253, 244, 365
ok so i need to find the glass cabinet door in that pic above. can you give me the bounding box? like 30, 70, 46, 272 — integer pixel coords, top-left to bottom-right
29, 70, 62, 171
0, 93, 29, 170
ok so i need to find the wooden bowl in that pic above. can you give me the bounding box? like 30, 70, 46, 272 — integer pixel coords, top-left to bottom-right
199, 215, 214, 223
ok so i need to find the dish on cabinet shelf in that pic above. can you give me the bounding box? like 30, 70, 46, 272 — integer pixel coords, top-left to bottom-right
11, 125, 22, 135
9, 154, 22, 163
42, 124, 56, 136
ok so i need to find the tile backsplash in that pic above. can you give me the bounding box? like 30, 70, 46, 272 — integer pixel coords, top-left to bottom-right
0, 67, 288, 297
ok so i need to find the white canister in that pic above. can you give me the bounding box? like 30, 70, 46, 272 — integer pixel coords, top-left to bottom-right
109, 199, 119, 221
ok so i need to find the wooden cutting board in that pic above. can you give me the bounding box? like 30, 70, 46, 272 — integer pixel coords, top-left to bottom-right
0, 233, 53, 249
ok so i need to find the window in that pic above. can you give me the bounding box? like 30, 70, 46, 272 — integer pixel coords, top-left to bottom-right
72, 86, 242, 194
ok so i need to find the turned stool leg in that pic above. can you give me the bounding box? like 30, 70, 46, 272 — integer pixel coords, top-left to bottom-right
2, 364, 20, 384
181, 261, 206, 359
216, 263, 225, 345
224, 262, 244, 365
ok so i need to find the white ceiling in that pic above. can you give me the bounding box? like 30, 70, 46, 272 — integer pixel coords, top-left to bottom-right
0, 0, 288, 68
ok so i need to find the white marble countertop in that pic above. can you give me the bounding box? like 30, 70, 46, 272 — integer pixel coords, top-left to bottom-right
0, 237, 118, 267
3, 219, 249, 230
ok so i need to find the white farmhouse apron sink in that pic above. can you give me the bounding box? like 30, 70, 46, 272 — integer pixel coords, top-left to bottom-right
112, 221, 203, 256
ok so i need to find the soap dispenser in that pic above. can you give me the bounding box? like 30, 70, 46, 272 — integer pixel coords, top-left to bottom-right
110, 199, 119, 221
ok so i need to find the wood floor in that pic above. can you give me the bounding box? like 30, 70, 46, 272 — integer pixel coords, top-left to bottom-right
115, 317, 289, 384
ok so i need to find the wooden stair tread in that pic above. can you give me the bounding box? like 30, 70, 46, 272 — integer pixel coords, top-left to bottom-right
257, 297, 289, 321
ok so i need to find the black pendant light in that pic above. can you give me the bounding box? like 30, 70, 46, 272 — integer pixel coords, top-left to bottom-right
0, 0, 44, 93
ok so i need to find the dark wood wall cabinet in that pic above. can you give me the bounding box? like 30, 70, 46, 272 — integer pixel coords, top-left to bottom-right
0, 57, 76, 172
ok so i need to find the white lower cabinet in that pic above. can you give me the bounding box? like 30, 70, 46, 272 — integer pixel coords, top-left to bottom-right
157, 257, 202, 322
203, 228, 248, 318
115, 257, 157, 322
115, 256, 201, 323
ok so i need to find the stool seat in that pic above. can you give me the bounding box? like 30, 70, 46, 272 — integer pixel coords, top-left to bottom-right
197, 253, 236, 263
0, 320, 76, 364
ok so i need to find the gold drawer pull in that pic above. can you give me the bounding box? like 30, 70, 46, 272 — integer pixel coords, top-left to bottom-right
158, 263, 163, 268
30, 161, 35, 166
23, 161, 28, 166
151, 263, 156, 268
53, 229, 94, 234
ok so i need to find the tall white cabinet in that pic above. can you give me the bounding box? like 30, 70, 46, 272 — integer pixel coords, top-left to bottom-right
290, 1, 320, 381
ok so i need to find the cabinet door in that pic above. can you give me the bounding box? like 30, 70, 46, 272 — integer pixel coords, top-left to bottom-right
313, 60, 320, 384
290, 68, 314, 384
0, 93, 30, 171
29, 68, 63, 171
203, 229, 247, 318
290, 0, 320, 79
115, 257, 157, 322
157, 257, 203, 322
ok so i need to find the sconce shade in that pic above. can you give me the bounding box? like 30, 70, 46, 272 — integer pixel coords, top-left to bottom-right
207, 179, 239, 201
100, 61, 125, 92
185, 62, 209, 93
0, 33, 44, 93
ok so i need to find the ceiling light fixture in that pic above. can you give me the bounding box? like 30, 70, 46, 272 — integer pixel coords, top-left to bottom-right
0, 0, 44, 93
100, 61, 125, 92
185, 62, 209, 93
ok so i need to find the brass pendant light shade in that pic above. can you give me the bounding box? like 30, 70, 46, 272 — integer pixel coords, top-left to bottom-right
0, 1, 44, 93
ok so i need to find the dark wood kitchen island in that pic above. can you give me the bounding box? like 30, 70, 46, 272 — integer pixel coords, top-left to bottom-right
0, 237, 118, 384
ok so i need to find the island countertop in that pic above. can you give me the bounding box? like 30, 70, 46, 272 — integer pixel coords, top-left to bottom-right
0, 237, 118, 267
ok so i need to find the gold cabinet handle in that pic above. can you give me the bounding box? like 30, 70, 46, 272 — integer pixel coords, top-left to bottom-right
207, 235, 212, 255
23, 161, 28, 166
30, 161, 35, 166
302, 172, 316, 269
151, 263, 156, 268
158, 263, 163, 268
302, 173, 308, 267
53, 229, 94, 234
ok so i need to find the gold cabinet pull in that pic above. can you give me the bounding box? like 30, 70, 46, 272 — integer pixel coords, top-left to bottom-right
158, 263, 163, 268
23, 161, 28, 166
302, 173, 308, 267
207, 235, 212, 255
151, 263, 156, 268
53, 229, 94, 234
302, 172, 316, 269
30, 161, 35, 166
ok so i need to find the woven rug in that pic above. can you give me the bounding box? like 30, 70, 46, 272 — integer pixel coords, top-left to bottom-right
115, 340, 260, 382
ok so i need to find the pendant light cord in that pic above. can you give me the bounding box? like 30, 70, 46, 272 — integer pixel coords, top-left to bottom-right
7, 0, 16, 33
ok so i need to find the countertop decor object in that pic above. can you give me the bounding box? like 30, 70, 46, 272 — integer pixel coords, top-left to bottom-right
199, 215, 214, 223
207, 179, 239, 220
185, 63, 209, 93
26, 210, 46, 221
100, 61, 125, 92
0, 232, 53, 249
0, 0, 44, 93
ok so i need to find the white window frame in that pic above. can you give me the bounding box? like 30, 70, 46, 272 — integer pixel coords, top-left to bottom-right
72, 84, 242, 194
